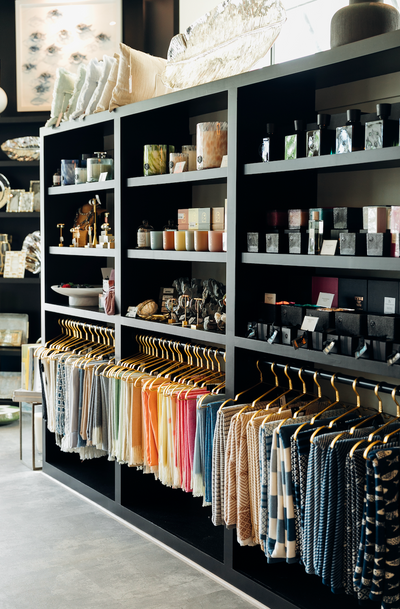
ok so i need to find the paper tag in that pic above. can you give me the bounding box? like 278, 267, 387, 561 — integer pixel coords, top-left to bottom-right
323, 340, 336, 355
355, 343, 368, 359
220, 155, 228, 168
317, 292, 334, 309
267, 329, 278, 344
320, 240, 338, 256
301, 316, 319, 332
388, 351, 400, 366
174, 161, 186, 174
99, 172, 108, 182
384, 297, 396, 315
264, 293, 276, 305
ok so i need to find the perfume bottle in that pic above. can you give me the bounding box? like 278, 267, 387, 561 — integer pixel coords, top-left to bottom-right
137, 219, 153, 248
336, 109, 364, 154
306, 114, 335, 156
260, 123, 275, 162
308, 211, 322, 255
285, 120, 306, 160
365, 103, 398, 150
53, 168, 61, 187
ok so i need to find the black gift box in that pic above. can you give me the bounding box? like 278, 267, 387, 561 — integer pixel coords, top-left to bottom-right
281, 326, 294, 345
335, 311, 367, 336
339, 232, 366, 256
367, 314, 399, 341
306, 308, 335, 332
311, 331, 326, 351
333, 207, 363, 230
324, 332, 340, 354
338, 278, 368, 311
259, 303, 281, 325
366, 232, 391, 257
340, 335, 358, 356
368, 280, 399, 315
372, 339, 393, 362
288, 232, 308, 254
257, 322, 269, 341
281, 305, 305, 328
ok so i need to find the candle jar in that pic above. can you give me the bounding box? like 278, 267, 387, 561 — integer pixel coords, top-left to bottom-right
61, 159, 78, 186
208, 231, 223, 252
182, 145, 197, 171
169, 152, 189, 174
174, 231, 186, 251
185, 231, 194, 251
87, 152, 114, 182
144, 145, 175, 176
150, 231, 163, 250
163, 230, 175, 250
196, 122, 228, 170
194, 231, 208, 251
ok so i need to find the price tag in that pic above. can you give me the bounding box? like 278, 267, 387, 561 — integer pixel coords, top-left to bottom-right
174, 161, 186, 173
384, 297, 396, 315
316, 292, 334, 309
301, 316, 319, 332
320, 240, 338, 256
99, 172, 108, 182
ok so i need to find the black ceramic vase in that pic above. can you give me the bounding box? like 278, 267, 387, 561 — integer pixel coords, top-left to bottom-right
331, 0, 399, 48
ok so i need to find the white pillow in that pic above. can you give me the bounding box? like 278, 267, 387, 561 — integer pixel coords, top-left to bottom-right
94, 54, 119, 113
45, 68, 76, 127
70, 58, 103, 120
64, 64, 86, 121
85, 55, 116, 116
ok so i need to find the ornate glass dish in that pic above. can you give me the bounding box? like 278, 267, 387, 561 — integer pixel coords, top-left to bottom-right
1, 136, 40, 161
163, 0, 286, 90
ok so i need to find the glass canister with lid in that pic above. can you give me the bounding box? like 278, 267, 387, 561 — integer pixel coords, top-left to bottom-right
87, 152, 114, 182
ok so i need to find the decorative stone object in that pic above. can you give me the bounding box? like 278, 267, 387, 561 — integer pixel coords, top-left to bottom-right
331, 0, 399, 49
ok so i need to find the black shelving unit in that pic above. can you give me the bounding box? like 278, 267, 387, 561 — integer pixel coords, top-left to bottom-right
41, 30, 400, 609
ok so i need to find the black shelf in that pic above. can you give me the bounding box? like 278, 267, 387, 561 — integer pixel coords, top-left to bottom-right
242, 252, 400, 271
127, 249, 226, 263
0, 212, 39, 218
48, 180, 115, 196
121, 316, 227, 345
0, 277, 40, 284
127, 167, 227, 187
49, 246, 116, 257
0, 161, 40, 167
0, 347, 21, 357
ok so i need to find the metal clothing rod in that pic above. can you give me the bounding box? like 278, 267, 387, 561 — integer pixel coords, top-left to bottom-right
58, 318, 115, 344
136, 334, 225, 358
260, 361, 400, 396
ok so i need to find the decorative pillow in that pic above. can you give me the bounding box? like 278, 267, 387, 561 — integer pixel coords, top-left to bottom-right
94, 53, 119, 114
70, 58, 103, 120
45, 68, 76, 127
64, 64, 86, 121
85, 55, 116, 116
109, 43, 168, 111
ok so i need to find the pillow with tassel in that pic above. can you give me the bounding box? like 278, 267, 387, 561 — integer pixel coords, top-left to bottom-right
45, 68, 76, 127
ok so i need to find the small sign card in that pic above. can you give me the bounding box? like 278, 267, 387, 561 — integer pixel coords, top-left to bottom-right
301, 316, 319, 332
384, 297, 396, 315
220, 155, 228, 168
99, 172, 109, 182
316, 292, 335, 309
320, 240, 338, 256
174, 161, 186, 174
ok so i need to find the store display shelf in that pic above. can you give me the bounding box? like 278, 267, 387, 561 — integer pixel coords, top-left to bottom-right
0, 347, 21, 357
234, 336, 400, 379
44, 302, 118, 324
0, 277, 40, 284
127, 249, 226, 263
127, 167, 227, 188
244, 146, 400, 176
49, 246, 116, 257
0, 160, 40, 167
242, 252, 400, 271
48, 180, 115, 196
122, 316, 227, 345
0, 212, 40, 218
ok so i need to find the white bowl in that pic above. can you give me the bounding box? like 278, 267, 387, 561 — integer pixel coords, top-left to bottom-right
51, 285, 102, 307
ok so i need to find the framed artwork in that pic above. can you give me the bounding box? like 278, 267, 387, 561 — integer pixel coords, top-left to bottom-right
15, 0, 122, 112
30, 180, 40, 212
3, 251, 26, 278
6, 190, 24, 213
19, 192, 35, 212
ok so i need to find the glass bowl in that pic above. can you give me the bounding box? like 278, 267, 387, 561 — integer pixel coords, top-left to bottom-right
1, 137, 40, 161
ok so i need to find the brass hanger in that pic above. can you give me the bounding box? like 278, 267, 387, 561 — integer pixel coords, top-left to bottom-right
329, 379, 362, 449
349, 383, 383, 458
363, 386, 400, 459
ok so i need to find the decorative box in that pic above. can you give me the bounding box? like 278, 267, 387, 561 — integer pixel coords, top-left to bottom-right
372, 338, 393, 362
247, 232, 259, 252
281, 305, 305, 328
288, 232, 308, 254
366, 232, 390, 257
335, 311, 367, 336
281, 326, 294, 345
367, 314, 399, 341
305, 308, 335, 332
257, 322, 269, 341
340, 335, 357, 356
311, 276, 339, 308
333, 207, 363, 231
339, 233, 366, 256
367, 280, 399, 315
288, 209, 308, 230
338, 278, 368, 311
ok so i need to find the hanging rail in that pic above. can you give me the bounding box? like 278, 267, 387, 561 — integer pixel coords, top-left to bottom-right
56, 318, 115, 344
134, 334, 225, 366
260, 360, 400, 396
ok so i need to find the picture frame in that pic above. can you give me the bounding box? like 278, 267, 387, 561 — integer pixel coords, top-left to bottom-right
6, 190, 24, 213
3, 251, 26, 278
18, 192, 35, 213
30, 180, 40, 212
0, 330, 23, 347
15, 0, 122, 112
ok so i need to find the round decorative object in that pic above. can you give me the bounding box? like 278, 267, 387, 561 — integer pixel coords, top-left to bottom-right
331, 0, 400, 49
1, 136, 40, 161
136, 299, 158, 318
51, 285, 102, 307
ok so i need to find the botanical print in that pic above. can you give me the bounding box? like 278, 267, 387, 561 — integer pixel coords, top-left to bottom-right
15, 0, 121, 112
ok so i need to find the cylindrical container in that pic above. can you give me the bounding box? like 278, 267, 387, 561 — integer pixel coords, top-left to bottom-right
144, 145, 175, 176
74, 167, 87, 184
174, 230, 186, 251
61, 159, 78, 186
208, 230, 223, 252
185, 230, 194, 251
150, 231, 163, 250
169, 152, 189, 174
331, 0, 400, 49
87, 152, 114, 182
163, 230, 175, 250
182, 145, 197, 171
194, 230, 208, 251
196, 122, 228, 170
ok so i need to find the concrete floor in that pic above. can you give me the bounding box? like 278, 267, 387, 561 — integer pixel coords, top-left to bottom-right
0, 420, 261, 609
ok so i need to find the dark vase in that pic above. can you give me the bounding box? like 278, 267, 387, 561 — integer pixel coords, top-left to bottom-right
331, 0, 400, 49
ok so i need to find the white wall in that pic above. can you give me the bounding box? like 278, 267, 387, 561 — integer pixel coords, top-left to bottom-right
179, 0, 218, 31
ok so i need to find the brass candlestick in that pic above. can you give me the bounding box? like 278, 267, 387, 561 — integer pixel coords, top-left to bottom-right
57, 223, 65, 247
69, 226, 80, 247
89, 197, 98, 247
181, 295, 190, 327
191, 298, 203, 330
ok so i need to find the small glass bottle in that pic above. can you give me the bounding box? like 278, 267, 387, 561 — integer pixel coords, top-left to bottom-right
306, 114, 335, 156
365, 103, 398, 150
53, 168, 61, 187
285, 120, 306, 160
336, 109, 364, 154
260, 123, 276, 162
137, 219, 153, 248
308, 211, 321, 255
